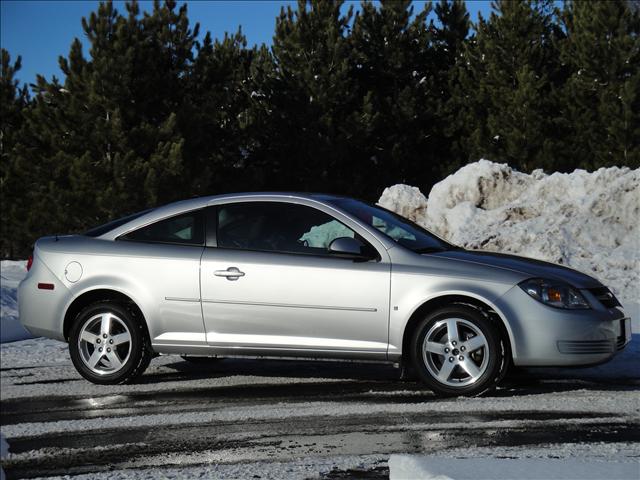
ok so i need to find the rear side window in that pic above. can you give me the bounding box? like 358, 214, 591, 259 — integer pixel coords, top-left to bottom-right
120, 210, 205, 246
84, 209, 153, 237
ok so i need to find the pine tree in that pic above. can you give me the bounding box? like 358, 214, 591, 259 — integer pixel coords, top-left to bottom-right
182, 29, 258, 195
0, 49, 29, 258
431, 0, 471, 172
254, 0, 356, 194
433, 0, 469, 68
348, 0, 436, 197
560, 0, 640, 168
18, 0, 198, 241
460, 0, 564, 171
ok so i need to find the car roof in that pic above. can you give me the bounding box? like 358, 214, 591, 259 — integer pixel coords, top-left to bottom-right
97, 192, 365, 241
164, 191, 353, 211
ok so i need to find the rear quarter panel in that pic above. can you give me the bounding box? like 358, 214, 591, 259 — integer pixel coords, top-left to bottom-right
20, 236, 205, 345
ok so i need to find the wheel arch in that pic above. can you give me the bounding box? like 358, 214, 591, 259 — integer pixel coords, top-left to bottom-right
63, 288, 150, 342
400, 293, 515, 364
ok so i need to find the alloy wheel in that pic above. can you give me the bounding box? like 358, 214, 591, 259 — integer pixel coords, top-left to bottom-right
77, 312, 132, 375
422, 317, 489, 387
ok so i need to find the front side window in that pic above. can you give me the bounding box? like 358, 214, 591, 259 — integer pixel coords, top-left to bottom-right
120, 210, 205, 246
329, 198, 457, 253
217, 202, 359, 255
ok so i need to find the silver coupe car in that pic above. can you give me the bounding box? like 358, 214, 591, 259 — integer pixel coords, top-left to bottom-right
18, 193, 631, 396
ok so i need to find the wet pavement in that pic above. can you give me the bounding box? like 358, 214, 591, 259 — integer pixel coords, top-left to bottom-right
1, 356, 639, 479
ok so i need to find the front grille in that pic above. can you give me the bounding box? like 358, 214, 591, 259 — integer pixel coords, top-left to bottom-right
588, 287, 621, 308
558, 340, 615, 354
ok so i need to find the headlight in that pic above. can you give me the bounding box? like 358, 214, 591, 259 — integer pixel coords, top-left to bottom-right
519, 278, 590, 309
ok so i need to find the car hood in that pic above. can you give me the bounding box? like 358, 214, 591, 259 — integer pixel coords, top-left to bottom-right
431, 249, 603, 289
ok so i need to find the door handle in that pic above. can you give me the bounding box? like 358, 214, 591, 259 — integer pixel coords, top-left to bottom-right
214, 267, 245, 281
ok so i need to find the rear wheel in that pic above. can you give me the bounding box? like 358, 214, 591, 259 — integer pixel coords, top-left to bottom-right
411, 305, 506, 397
69, 302, 152, 384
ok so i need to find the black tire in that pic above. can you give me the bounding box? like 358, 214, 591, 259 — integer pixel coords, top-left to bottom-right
410, 305, 507, 397
69, 301, 153, 385
181, 355, 221, 364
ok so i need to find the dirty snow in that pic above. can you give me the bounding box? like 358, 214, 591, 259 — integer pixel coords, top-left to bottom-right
0, 260, 30, 343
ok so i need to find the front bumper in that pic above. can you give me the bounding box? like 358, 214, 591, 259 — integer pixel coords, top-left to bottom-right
496, 285, 631, 367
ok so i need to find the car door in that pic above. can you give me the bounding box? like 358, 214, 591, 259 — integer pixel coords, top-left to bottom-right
199, 200, 391, 358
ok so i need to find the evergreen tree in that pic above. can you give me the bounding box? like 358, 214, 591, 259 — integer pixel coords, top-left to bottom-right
0, 49, 29, 258
18, 0, 197, 241
432, 0, 469, 68
182, 29, 258, 195
431, 0, 471, 172
4, 0, 640, 259
560, 0, 640, 168
460, 0, 564, 171
348, 0, 436, 197
254, 0, 356, 194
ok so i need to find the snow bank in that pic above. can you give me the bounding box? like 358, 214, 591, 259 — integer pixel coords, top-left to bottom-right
379, 160, 640, 307
0, 261, 31, 343
388, 456, 640, 480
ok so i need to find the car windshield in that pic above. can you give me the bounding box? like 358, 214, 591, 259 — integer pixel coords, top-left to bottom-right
329, 198, 458, 253
84, 209, 153, 237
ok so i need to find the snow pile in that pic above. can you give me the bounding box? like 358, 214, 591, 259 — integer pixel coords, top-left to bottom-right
0, 261, 31, 343
379, 160, 640, 304
378, 184, 428, 221
388, 456, 640, 480
300, 220, 355, 248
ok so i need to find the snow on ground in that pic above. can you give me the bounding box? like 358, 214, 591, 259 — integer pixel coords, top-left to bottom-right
388, 455, 639, 480
379, 160, 640, 306
0, 261, 31, 343
45, 454, 389, 480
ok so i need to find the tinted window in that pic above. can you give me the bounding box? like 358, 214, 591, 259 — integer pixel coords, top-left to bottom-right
84, 209, 153, 237
217, 202, 357, 255
329, 199, 457, 253
120, 211, 204, 245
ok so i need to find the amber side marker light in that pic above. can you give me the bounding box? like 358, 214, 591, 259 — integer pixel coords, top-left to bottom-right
37, 283, 55, 290
548, 288, 563, 303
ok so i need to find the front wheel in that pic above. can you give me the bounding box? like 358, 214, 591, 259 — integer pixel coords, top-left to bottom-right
410, 305, 507, 397
69, 302, 152, 384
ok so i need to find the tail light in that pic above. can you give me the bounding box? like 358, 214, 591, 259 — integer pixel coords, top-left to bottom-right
27, 255, 33, 271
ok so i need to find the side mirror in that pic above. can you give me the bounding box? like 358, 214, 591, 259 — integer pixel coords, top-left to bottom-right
328, 237, 375, 261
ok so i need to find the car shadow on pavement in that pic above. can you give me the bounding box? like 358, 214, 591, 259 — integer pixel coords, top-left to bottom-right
148, 355, 640, 399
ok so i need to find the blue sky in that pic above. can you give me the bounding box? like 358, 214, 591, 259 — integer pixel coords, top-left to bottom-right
1, 0, 493, 87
